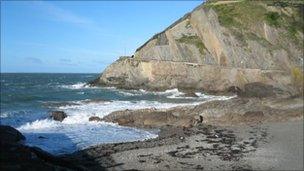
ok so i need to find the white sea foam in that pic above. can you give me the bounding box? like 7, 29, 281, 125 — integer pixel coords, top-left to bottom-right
16, 93, 235, 155
58, 100, 187, 125
115, 88, 184, 98
0, 112, 9, 118
19, 95, 234, 131
18, 115, 158, 155
16, 100, 181, 154
18, 119, 61, 130
117, 91, 141, 96
59, 82, 98, 90
117, 88, 222, 100
0, 110, 35, 119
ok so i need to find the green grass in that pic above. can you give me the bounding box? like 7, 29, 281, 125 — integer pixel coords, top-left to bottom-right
211, 1, 266, 29
209, 0, 304, 48
211, 4, 239, 28
176, 34, 207, 55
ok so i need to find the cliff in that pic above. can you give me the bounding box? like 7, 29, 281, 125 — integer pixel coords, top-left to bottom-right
94, 0, 304, 94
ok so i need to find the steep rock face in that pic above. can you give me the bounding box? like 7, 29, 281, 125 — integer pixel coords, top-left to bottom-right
96, 0, 304, 94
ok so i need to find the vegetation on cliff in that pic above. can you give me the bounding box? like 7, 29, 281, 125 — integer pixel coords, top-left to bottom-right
209, 0, 304, 48
176, 34, 207, 55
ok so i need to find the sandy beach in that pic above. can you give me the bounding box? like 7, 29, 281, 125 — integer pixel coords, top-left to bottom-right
62, 119, 303, 170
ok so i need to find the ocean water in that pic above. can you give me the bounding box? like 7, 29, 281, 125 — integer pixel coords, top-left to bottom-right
0, 73, 233, 155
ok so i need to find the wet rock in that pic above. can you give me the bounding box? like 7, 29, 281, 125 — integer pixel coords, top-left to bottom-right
89, 116, 103, 122
227, 86, 242, 94
0, 125, 25, 143
50, 111, 67, 122
183, 92, 198, 97
240, 82, 275, 98
167, 150, 178, 157
88, 77, 102, 86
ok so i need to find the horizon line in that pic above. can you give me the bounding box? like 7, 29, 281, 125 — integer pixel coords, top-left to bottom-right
0, 72, 100, 74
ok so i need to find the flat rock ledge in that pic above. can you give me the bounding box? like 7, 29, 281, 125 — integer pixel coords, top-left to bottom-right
103, 96, 303, 128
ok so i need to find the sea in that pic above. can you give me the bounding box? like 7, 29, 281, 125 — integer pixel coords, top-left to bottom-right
0, 73, 233, 155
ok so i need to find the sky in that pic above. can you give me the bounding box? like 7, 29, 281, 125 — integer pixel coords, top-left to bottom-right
1, 0, 203, 73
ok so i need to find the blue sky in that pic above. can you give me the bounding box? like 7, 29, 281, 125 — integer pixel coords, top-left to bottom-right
1, 1, 203, 73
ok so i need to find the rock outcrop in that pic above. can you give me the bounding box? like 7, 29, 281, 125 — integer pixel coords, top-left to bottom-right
93, 0, 303, 95
0, 125, 25, 143
89, 116, 103, 122
103, 96, 303, 128
103, 108, 199, 128
50, 111, 67, 122
0, 125, 85, 170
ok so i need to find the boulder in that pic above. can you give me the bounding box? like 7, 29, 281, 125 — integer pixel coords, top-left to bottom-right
227, 86, 242, 95
183, 92, 198, 97
88, 78, 99, 85
50, 111, 67, 122
178, 88, 199, 97
89, 116, 103, 122
0, 125, 25, 143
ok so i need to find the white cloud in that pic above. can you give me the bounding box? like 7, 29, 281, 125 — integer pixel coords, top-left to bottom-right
33, 1, 94, 25
29, 1, 123, 39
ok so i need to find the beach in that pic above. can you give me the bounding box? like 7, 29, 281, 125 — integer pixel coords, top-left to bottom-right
61, 120, 303, 170
55, 95, 303, 170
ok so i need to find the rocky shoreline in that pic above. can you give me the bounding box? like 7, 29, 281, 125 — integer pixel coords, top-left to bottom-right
1, 0, 303, 170
1, 92, 303, 170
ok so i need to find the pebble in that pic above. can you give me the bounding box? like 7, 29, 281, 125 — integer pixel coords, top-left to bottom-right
231, 145, 241, 153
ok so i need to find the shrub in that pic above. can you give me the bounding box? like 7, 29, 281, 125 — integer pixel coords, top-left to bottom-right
265, 12, 281, 27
